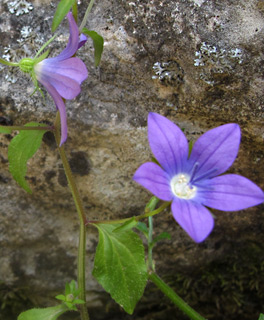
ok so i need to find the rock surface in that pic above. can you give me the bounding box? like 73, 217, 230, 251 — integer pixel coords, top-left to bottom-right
0, 0, 263, 319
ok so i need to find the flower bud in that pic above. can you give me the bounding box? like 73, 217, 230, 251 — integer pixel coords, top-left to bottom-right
66, 294, 74, 302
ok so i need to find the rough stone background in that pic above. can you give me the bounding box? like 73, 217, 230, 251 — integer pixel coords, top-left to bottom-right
0, 0, 264, 319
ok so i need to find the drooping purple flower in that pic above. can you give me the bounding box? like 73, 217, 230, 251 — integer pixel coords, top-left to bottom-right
133, 112, 264, 243
34, 12, 88, 146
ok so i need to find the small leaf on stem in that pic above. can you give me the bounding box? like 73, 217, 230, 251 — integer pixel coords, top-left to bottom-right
82, 28, 104, 67
150, 232, 171, 249
136, 222, 149, 239
8, 122, 48, 193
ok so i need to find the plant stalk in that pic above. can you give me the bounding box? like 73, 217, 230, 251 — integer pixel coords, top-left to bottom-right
148, 216, 154, 270
54, 112, 89, 320
149, 272, 207, 320
88, 201, 171, 225
79, 0, 96, 31
0, 125, 52, 131
0, 58, 19, 67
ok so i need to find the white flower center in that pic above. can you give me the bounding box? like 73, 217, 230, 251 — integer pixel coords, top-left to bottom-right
170, 174, 196, 199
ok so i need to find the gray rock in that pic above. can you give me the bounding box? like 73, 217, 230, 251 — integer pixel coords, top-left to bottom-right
0, 0, 263, 319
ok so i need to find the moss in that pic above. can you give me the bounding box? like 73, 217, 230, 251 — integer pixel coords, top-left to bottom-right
0, 283, 35, 320
2, 241, 264, 320
163, 241, 264, 320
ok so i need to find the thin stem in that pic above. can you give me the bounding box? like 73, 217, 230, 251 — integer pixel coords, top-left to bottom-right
148, 216, 154, 270
54, 112, 89, 320
0, 125, 53, 131
149, 272, 207, 320
78, 222, 88, 318
88, 201, 171, 225
79, 0, 96, 32
0, 58, 19, 67
34, 33, 58, 59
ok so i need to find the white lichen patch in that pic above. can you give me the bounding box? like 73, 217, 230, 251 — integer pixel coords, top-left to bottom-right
6, 0, 34, 16
21, 26, 33, 38
194, 42, 243, 68
152, 61, 184, 87
194, 42, 244, 85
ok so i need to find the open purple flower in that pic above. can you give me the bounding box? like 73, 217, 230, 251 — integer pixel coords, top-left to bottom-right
133, 113, 264, 243
34, 12, 88, 146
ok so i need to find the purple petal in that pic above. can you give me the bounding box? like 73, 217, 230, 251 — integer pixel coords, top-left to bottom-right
171, 198, 214, 242
38, 58, 88, 84
38, 78, 67, 146
133, 162, 172, 201
49, 12, 79, 62
78, 34, 87, 49
200, 174, 264, 211
35, 58, 88, 99
148, 113, 189, 176
41, 72, 81, 99
188, 123, 241, 180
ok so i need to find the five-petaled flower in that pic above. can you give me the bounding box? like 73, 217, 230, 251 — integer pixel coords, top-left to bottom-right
133, 113, 264, 243
19, 12, 88, 146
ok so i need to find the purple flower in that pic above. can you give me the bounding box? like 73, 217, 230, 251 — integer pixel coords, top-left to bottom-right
133, 113, 264, 243
34, 12, 88, 146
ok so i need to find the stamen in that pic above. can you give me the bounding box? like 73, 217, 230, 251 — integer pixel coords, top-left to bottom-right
170, 174, 197, 200
192, 167, 218, 184
189, 162, 199, 184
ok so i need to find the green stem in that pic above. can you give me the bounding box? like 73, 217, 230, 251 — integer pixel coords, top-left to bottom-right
88, 201, 171, 225
0, 58, 19, 67
78, 222, 87, 315
0, 125, 53, 131
79, 0, 96, 31
148, 216, 154, 270
54, 112, 89, 320
34, 33, 57, 59
149, 272, 207, 320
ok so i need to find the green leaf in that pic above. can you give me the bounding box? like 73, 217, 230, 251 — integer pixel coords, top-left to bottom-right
18, 305, 68, 320
65, 282, 71, 295
0, 126, 12, 134
258, 314, 264, 320
150, 232, 171, 249
113, 217, 138, 233
65, 302, 75, 310
136, 222, 149, 239
52, 0, 76, 32
93, 224, 148, 314
8, 122, 48, 193
82, 28, 104, 67
55, 295, 66, 302
73, 299, 85, 304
